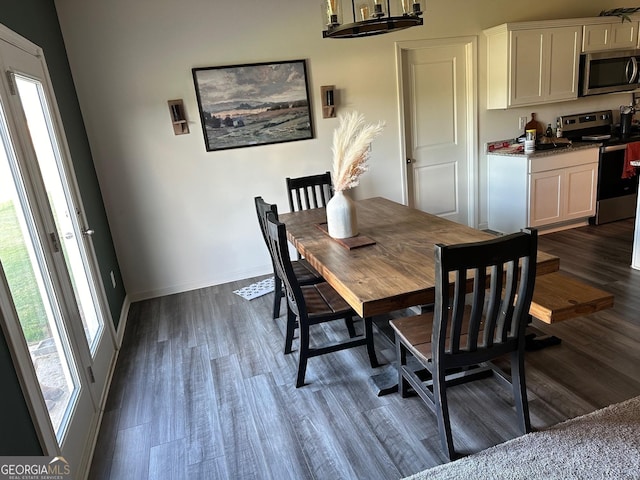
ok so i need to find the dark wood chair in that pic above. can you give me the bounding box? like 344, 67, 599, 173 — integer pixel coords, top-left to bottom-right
265, 211, 379, 387
286, 171, 333, 212
389, 229, 538, 460
254, 196, 322, 319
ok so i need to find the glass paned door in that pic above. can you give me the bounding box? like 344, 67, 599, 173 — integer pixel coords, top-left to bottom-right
0, 102, 80, 438
0, 28, 114, 475
14, 75, 102, 351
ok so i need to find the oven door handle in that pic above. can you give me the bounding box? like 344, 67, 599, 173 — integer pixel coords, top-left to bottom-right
602, 144, 629, 153
626, 57, 638, 83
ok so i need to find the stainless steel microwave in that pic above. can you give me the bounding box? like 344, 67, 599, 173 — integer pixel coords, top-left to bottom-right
579, 49, 640, 96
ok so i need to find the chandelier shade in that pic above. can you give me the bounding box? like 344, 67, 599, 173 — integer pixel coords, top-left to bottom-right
323, 0, 424, 39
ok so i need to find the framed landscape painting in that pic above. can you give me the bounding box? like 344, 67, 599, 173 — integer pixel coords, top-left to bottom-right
192, 59, 314, 151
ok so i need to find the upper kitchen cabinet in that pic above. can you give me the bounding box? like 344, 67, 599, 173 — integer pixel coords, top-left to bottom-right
485, 21, 581, 109
582, 21, 638, 52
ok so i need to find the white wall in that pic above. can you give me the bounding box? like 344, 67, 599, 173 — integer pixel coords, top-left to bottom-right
53, 0, 635, 300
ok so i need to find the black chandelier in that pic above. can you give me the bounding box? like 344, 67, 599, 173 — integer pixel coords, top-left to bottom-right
323, 0, 424, 39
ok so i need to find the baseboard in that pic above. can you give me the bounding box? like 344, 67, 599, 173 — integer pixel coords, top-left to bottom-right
81, 294, 130, 479
128, 267, 272, 303
77, 403, 106, 480
116, 294, 131, 347
537, 219, 590, 235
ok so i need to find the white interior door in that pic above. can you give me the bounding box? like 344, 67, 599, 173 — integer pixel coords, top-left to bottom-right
0, 26, 114, 475
399, 39, 477, 226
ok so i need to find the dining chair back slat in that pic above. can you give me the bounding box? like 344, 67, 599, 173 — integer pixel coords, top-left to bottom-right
435, 231, 536, 360
286, 171, 333, 212
390, 229, 538, 460
265, 211, 379, 387
254, 196, 321, 319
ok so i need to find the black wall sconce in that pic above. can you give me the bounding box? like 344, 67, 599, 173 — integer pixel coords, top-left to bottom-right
168, 99, 189, 135
321, 85, 336, 118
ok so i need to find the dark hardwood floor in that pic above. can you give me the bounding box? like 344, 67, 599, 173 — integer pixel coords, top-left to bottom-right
89, 219, 640, 479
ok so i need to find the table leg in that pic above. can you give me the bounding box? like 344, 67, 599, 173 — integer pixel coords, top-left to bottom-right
369, 314, 399, 396
525, 326, 562, 351
369, 364, 399, 396
369, 311, 443, 397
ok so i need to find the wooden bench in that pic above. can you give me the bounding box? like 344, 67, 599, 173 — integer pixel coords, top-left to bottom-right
529, 271, 614, 324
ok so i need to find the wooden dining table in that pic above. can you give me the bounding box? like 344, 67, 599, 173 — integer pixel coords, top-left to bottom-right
279, 196, 561, 319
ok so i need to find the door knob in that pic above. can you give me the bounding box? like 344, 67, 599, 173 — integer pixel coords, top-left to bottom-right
82, 228, 95, 236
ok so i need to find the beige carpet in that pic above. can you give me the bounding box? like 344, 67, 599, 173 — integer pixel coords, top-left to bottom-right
406, 395, 640, 480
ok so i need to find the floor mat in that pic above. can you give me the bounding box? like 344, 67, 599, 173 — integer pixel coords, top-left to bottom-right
233, 277, 275, 300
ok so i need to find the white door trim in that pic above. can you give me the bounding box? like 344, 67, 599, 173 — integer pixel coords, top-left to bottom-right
0, 22, 117, 397
395, 36, 479, 227
0, 21, 59, 458
0, 21, 116, 478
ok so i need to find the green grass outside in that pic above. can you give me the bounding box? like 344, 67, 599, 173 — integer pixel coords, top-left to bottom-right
0, 200, 50, 343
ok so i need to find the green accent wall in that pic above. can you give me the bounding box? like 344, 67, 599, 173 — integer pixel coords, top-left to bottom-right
0, 0, 126, 326
0, 325, 41, 455
0, 0, 125, 454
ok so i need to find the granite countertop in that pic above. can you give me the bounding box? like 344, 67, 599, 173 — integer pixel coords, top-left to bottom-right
487, 139, 601, 158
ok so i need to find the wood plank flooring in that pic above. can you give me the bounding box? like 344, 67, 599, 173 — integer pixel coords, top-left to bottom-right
89, 219, 640, 479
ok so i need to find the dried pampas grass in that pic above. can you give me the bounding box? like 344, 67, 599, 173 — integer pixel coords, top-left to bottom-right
331, 111, 385, 192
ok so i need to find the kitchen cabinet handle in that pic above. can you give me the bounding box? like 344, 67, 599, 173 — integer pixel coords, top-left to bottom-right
602, 144, 627, 153
626, 57, 638, 84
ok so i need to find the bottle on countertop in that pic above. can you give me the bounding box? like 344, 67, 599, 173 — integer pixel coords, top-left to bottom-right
545, 123, 553, 138
524, 129, 536, 153
556, 117, 563, 138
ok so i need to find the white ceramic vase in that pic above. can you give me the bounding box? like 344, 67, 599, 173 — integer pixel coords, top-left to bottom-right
326, 190, 358, 239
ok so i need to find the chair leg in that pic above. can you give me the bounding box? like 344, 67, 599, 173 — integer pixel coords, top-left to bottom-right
364, 317, 379, 368
396, 337, 409, 398
296, 321, 310, 388
273, 275, 283, 319
433, 367, 456, 460
511, 349, 531, 433
284, 307, 296, 354
344, 316, 357, 338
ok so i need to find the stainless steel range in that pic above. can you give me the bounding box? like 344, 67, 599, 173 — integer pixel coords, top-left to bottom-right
559, 110, 640, 225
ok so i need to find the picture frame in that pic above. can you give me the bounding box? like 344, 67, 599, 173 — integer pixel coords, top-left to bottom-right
192, 59, 314, 152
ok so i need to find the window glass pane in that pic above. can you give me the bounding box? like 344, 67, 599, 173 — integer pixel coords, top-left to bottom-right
0, 102, 79, 438
15, 75, 103, 351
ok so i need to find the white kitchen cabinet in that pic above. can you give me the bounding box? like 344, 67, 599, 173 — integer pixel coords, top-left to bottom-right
530, 162, 597, 227
564, 163, 598, 219
485, 22, 581, 109
529, 169, 562, 227
582, 21, 638, 52
488, 147, 599, 233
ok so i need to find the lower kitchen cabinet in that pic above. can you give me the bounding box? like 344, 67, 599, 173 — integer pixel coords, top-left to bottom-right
488, 147, 599, 233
